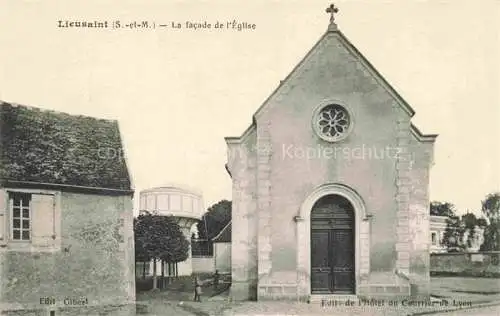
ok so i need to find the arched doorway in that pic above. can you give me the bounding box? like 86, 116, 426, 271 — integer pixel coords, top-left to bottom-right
310, 194, 355, 294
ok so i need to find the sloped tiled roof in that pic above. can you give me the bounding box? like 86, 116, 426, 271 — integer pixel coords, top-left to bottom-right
211, 221, 231, 243
0, 101, 132, 191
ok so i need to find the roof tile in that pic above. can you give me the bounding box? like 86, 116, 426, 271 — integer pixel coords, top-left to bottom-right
0, 102, 131, 190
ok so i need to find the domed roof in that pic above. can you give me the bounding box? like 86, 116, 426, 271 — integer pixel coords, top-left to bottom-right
140, 183, 203, 197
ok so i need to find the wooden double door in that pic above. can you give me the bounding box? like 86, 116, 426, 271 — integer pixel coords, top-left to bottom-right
310, 195, 355, 294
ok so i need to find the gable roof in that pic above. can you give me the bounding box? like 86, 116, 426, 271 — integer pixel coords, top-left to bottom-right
225, 23, 437, 144
211, 221, 231, 243
0, 101, 132, 193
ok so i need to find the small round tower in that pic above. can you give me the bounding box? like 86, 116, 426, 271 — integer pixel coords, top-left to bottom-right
139, 185, 204, 276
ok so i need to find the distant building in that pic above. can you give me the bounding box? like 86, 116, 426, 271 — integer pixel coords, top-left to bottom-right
430, 215, 485, 253
211, 221, 231, 273
0, 101, 135, 315
138, 185, 204, 276
191, 220, 232, 275
430, 216, 447, 253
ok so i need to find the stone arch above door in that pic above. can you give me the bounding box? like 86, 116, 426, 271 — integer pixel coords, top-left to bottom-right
295, 183, 371, 297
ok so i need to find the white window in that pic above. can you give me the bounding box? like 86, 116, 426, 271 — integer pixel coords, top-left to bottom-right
1, 189, 61, 251
170, 195, 181, 211
157, 195, 169, 211
146, 195, 156, 211
182, 196, 192, 212
192, 198, 199, 213
139, 195, 147, 211
431, 232, 437, 246
10, 192, 31, 241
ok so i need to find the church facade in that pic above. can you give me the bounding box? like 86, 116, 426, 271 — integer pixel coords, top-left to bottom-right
225, 18, 437, 301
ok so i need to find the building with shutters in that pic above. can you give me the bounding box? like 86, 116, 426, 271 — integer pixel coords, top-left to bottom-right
0, 101, 135, 315
225, 13, 437, 301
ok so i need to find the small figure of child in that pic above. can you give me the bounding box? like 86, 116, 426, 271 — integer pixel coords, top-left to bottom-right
193, 276, 202, 302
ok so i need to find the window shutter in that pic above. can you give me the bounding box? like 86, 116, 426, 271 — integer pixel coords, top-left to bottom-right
31, 194, 56, 247
0, 191, 6, 245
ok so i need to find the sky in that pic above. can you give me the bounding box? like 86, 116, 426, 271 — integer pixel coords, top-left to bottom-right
0, 0, 498, 216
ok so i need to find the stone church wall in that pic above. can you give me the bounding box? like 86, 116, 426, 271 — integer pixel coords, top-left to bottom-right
407, 136, 434, 298
229, 130, 259, 300
252, 32, 415, 299
0, 192, 135, 315
227, 29, 435, 301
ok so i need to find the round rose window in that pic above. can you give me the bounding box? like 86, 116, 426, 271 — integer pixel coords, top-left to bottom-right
313, 104, 352, 142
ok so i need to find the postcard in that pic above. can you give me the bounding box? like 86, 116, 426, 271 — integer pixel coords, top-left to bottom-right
0, 1, 498, 315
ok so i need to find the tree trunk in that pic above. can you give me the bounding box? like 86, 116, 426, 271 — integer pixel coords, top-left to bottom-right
170, 262, 173, 283
152, 258, 158, 290
168, 262, 172, 284
142, 260, 146, 279
161, 260, 165, 289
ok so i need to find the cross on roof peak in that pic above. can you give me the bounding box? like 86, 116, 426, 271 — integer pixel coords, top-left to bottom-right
326, 3, 339, 25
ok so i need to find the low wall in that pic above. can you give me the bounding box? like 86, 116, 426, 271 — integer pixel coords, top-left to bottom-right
192, 256, 215, 273
214, 242, 231, 273
430, 252, 500, 277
